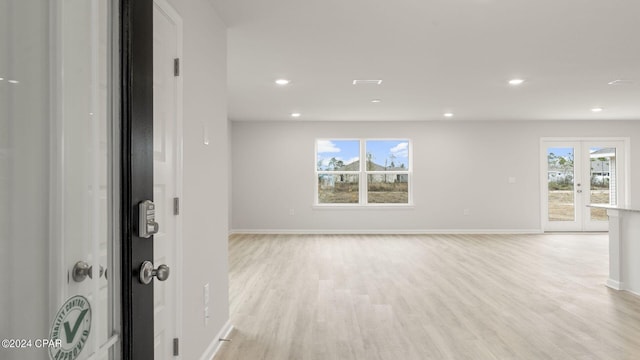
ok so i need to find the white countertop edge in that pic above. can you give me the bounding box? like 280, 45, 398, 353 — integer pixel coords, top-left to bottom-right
587, 204, 640, 213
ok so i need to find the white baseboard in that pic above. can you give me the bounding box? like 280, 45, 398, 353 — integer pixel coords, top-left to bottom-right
230, 228, 543, 235
199, 320, 234, 360
606, 279, 622, 290
606, 280, 640, 298
625, 288, 640, 298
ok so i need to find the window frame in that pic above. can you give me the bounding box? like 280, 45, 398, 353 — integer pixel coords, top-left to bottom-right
314, 138, 413, 207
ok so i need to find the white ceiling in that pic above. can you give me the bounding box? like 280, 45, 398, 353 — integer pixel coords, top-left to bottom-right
211, 0, 640, 122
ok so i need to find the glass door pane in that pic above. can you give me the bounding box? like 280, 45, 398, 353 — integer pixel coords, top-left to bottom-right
589, 147, 616, 221
583, 141, 625, 232
547, 147, 576, 222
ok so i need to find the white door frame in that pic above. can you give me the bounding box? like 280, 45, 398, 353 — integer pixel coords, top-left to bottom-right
153, 0, 184, 357
540, 137, 630, 232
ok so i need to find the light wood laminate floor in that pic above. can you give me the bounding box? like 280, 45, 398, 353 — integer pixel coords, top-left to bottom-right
214, 234, 640, 360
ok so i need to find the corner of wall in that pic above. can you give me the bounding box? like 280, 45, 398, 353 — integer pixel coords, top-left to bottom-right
198, 321, 234, 360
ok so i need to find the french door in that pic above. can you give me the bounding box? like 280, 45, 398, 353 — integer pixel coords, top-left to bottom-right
542, 139, 627, 232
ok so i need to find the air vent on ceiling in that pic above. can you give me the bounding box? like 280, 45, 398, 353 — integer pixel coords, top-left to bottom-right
352, 79, 382, 85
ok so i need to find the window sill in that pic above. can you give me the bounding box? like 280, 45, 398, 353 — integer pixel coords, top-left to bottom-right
312, 204, 415, 210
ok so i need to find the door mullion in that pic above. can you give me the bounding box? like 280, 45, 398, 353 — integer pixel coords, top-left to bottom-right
575, 142, 584, 229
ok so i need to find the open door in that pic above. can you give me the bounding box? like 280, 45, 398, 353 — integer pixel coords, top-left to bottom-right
1, 0, 161, 359
121, 0, 168, 358
1, 0, 124, 359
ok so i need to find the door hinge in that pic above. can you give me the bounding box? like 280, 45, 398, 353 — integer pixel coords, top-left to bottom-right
174, 58, 180, 77
173, 197, 180, 215
173, 338, 179, 356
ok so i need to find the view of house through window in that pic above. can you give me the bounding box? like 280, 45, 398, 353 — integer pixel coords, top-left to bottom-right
316, 139, 411, 205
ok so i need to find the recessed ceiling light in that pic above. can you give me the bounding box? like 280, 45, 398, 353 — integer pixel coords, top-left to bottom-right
443, 112, 454, 118
508, 79, 525, 86
0, 77, 4, 81
275, 79, 290, 85
291, 112, 301, 118
8, 80, 19, 84
371, 99, 382, 103
591, 107, 604, 113
353, 79, 382, 85
608, 79, 634, 85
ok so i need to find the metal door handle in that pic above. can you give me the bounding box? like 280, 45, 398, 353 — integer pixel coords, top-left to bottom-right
72, 261, 104, 282
139, 261, 170, 284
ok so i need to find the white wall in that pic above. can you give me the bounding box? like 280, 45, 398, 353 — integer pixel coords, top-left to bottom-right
0, 3, 52, 360
164, 0, 230, 358
232, 120, 639, 233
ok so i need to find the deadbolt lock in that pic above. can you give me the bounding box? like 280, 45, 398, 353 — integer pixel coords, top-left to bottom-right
139, 200, 159, 238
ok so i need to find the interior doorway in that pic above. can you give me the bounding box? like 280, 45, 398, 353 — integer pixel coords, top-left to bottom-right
541, 138, 628, 232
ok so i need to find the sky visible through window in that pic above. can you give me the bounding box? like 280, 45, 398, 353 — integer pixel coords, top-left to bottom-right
317, 140, 359, 170
366, 140, 409, 169
548, 147, 613, 160
548, 147, 574, 159
317, 139, 409, 171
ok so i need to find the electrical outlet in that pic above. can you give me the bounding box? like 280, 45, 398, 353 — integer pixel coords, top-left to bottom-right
204, 283, 210, 305
463, 208, 470, 216
289, 208, 295, 216
508, 177, 516, 184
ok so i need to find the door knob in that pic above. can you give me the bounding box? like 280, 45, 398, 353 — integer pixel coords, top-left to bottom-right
139, 261, 170, 284
72, 261, 104, 282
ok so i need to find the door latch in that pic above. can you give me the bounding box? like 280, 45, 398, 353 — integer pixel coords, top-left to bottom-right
72, 261, 104, 282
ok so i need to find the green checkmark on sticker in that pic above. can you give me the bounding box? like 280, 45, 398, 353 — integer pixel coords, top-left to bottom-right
63, 309, 89, 343
49, 295, 92, 359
